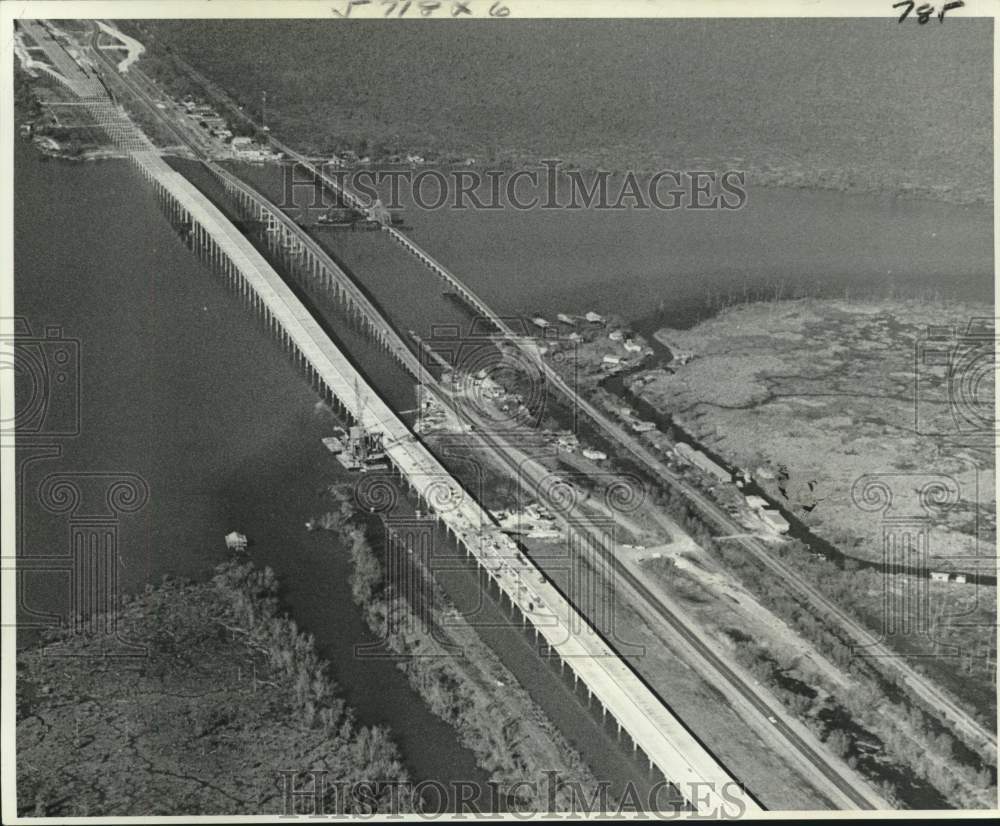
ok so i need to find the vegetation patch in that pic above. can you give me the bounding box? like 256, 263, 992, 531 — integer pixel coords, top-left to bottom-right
17, 561, 414, 817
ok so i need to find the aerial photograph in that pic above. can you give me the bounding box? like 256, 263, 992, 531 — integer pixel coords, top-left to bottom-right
4, 2, 996, 820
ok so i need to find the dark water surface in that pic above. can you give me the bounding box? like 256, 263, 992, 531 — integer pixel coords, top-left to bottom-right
15, 132, 993, 808
233, 162, 993, 333
13, 140, 485, 788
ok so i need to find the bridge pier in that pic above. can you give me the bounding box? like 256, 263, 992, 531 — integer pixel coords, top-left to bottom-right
129, 151, 755, 815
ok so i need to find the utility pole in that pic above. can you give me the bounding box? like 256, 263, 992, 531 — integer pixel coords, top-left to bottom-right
261, 89, 267, 131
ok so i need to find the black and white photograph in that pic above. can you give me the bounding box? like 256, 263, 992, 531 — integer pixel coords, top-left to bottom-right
1, 0, 997, 819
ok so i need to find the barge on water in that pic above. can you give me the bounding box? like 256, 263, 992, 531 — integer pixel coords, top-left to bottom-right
323, 425, 389, 472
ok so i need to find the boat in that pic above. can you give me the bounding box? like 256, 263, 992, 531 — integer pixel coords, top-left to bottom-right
316, 207, 360, 227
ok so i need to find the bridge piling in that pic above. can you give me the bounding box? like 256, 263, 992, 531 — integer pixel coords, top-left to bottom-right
107, 143, 760, 814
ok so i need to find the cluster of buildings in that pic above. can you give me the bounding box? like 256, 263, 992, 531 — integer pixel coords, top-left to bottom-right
743, 495, 791, 535
670, 444, 788, 535
466, 369, 529, 418
930, 571, 968, 584
610, 405, 657, 436
327, 150, 428, 168
229, 135, 281, 162
181, 98, 281, 161
552, 430, 607, 462
493, 503, 562, 540
674, 443, 731, 484
532, 309, 651, 374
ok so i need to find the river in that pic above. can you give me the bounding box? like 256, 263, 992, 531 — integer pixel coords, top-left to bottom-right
13, 139, 487, 790
16, 136, 992, 809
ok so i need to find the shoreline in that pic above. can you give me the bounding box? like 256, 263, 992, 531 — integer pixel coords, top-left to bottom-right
320, 486, 613, 814
16, 558, 416, 817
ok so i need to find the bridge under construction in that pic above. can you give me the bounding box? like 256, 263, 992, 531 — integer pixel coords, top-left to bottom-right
17, 19, 765, 815
132, 144, 758, 819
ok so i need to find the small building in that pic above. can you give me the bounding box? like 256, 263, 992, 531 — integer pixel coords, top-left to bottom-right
674, 443, 731, 483
531, 317, 550, 329
406, 154, 425, 165
602, 355, 623, 366
556, 313, 575, 326
582, 448, 607, 461
556, 432, 580, 450
608, 330, 624, 342
930, 571, 951, 583
584, 311, 605, 324
623, 339, 643, 353
568, 332, 583, 342
630, 419, 656, 433
231, 136, 253, 148
225, 531, 248, 551
745, 495, 769, 512
759, 509, 790, 535
954, 574, 967, 584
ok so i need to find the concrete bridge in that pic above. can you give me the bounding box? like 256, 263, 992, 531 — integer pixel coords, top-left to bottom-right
202, 160, 429, 380
20, 28, 760, 811
142, 151, 757, 814
272, 143, 510, 334
132, 149, 757, 815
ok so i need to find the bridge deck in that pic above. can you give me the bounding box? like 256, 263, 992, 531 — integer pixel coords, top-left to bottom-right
132, 149, 756, 815
202, 161, 427, 380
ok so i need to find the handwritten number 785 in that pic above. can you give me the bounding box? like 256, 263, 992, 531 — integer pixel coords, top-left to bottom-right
893, 0, 964, 23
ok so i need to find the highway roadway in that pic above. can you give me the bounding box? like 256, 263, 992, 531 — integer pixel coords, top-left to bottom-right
556, 382, 998, 756
81, 23, 993, 797
434, 388, 887, 810
79, 24, 765, 815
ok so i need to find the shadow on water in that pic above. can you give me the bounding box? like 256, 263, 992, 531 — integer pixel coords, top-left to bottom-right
14, 142, 486, 793
167, 158, 687, 805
